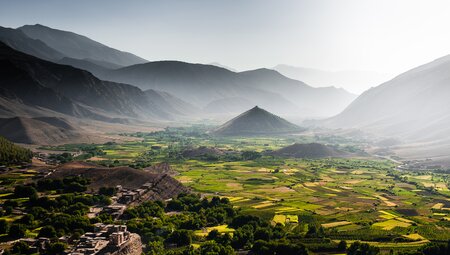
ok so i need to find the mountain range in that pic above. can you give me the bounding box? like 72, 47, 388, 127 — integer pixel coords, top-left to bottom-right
0, 41, 194, 121
100, 62, 356, 117
0, 24, 357, 119
2, 23, 449, 161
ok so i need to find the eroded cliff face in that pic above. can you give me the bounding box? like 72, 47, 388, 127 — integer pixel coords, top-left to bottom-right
112, 234, 142, 255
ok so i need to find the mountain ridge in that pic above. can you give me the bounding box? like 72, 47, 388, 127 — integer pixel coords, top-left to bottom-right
18, 24, 147, 67
101, 61, 357, 117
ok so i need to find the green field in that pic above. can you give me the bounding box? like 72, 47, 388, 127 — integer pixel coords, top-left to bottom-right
35, 127, 450, 254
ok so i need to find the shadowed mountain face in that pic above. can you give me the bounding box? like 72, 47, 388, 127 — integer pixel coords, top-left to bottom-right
101, 61, 357, 117
213, 106, 303, 136
18, 24, 147, 67
323, 55, 450, 144
0, 26, 65, 61
0, 42, 195, 122
0, 117, 82, 144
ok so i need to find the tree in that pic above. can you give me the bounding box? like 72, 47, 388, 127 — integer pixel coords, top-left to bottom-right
166, 230, 192, 247
147, 241, 165, 255
11, 241, 30, 254
347, 241, 380, 255
421, 242, 449, 255
98, 187, 117, 197
14, 185, 37, 199
241, 151, 261, 160
207, 229, 221, 240
251, 240, 309, 255
46, 242, 67, 255
231, 225, 254, 249
305, 223, 324, 238
0, 219, 9, 234
254, 228, 271, 241
9, 224, 26, 239
338, 240, 347, 251
0, 136, 32, 165
199, 241, 235, 255
39, 225, 57, 238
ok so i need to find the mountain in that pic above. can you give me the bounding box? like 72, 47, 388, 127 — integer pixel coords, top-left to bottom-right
274, 64, 393, 94
236, 68, 357, 116
0, 117, 83, 144
57, 57, 110, 77
101, 61, 357, 117
212, 106, 303, 136
269, 143, 349, 158
208, 62, 238, 72
0, 26, 64, 61
18, 24, 147, 67
0, 41, 194, 122
322, 55, 450, 145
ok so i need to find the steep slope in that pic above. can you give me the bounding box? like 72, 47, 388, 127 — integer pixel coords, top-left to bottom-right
0, 42, 193, 121
0, 26, 64, 61
0, 136, 33, 165
102, 61, 356, 117
19, 24, 147, 67
323, 55, 450, 143
269, 143, 348, 158
0, 117, 83, 144
213, 106, 303, 136
144, 89, 199, 118
57, 57, 110, 77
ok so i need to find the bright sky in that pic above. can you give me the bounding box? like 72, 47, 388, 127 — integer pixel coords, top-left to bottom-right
1, 0, 450, 76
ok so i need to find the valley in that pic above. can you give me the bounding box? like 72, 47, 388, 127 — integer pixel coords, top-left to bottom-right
23, 126, 449, 254
1, 4, 450, 254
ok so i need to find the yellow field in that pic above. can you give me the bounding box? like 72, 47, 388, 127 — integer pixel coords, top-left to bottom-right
372, 219, 411, 230
273, 215, 287, 225
272, 214, 299, 225
402, 233, 425, 241
432, 203, 444, 210
252, 201, 275, 209
194, 225, 235, 237
321, 221, 352, 228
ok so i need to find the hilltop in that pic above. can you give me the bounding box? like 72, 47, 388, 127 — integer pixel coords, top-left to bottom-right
269, 143, 350, 158
50, 161, 188, 200
212, 106, 303, 136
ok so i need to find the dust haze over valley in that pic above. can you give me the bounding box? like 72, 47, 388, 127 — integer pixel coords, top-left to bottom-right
1, 1, 450, 255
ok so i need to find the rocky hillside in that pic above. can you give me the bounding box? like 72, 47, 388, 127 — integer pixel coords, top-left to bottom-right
51, 162, 189, 199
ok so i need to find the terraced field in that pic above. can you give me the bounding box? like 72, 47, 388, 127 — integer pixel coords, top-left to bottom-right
38, 128, 450, 253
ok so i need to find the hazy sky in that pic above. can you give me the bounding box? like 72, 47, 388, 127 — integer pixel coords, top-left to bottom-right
1, 0, 450, 77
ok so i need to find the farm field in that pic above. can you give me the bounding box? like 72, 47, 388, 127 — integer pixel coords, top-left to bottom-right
35, 127, 450, 254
